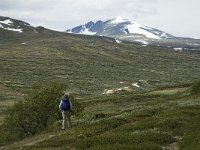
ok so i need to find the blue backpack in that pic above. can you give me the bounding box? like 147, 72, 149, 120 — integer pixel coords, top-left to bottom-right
60, 98, 70, 111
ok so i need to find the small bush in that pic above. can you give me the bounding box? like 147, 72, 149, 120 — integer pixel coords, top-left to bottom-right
92, 113, 108, 119
158, 118, 188, 136
0, 80, 68, 145
86, 143, 162, 150
191, 80, 200, 94
179, 131, 200, 150
81, 118, 127, 137
76, 131, 174, 149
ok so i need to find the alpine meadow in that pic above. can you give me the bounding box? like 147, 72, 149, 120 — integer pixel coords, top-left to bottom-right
0, 16, 200, 150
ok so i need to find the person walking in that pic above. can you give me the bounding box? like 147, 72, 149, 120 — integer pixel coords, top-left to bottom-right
59, 93, 72, 130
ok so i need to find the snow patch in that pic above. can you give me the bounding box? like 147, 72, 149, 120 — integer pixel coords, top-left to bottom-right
103, 89, 114, 95
134, 40, 148, 45
160, 33, 167, 38
0, 19, 13, 25
103, 86, 132, 95
6, 27, 23, 33
0, 19, 23, 33
72, 25, 96, 35
67, 30, 72, 33
132, 83, 140, 88
117, 87, 130, 91
173, 48, 183, 51
0, 25, 23, 33
186, 43, 199, 46
115, 39, 122, 43
81, 27, 97, 35
126, 22, 161, 39
21, 42, 28, 45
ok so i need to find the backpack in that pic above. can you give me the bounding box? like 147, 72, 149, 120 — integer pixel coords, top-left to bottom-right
60, 98, 70, 111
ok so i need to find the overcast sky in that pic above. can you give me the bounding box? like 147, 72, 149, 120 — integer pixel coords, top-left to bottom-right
0, 0, 200, 38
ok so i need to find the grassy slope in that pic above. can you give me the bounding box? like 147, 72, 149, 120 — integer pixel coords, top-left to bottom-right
1, 30, 200, 97
0, 28, 200, 149
1, 87, 200, 150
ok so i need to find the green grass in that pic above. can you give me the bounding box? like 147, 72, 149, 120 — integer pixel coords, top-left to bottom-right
1, 29, 200, 99
2, 88, 200, 150
0, 26, 200, 149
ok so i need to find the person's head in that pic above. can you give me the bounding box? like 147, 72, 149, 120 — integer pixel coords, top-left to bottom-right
64, 93, 69, 98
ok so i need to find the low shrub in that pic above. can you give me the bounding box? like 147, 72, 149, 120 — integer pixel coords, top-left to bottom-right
0, 80, 71, 145
92, 112, 109, 119
179, 131, 200, 150
76, 130, 175, 149
191, 80, 200, 94
86, 143, 162, 150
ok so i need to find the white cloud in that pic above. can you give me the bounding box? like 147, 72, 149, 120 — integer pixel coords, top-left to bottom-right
0, 0, 200, 38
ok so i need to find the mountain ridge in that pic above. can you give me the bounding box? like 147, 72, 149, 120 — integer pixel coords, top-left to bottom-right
66, 17, 174, 39
0, 16, 31, 33
66, 17, 200, 50
1, 15, 200, 51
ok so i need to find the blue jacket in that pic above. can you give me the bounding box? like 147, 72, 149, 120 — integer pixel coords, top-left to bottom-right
59, 96, 72, 111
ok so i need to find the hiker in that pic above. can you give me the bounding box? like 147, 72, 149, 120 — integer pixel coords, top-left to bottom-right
59, 93, 72, 130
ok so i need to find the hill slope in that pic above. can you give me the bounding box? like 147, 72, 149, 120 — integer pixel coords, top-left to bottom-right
1, 16, 200, 99
0, 16, 200, 121
0, 16, 200, 150
1, 87, 200, 150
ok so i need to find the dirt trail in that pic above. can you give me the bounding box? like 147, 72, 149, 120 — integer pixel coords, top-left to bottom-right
164, 142, 179, 150
0, 131, 66, 150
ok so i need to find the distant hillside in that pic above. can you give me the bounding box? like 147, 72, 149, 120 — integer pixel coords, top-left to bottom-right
0, 16, 200, 102
0, 16, 30, 33
0, 16, 64, 39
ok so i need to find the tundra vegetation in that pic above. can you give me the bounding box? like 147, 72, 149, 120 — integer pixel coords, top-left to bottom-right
0, 26, 200, 149
0, 80, 199, 150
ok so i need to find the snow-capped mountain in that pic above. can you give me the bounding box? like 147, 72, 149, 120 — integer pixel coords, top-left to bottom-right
66, 20, 104, 35
0, 16, 59, 35
1, 15, 199, 51
0, 16, 31, 33
66, 17, 174, 39
66, 17, 200, 50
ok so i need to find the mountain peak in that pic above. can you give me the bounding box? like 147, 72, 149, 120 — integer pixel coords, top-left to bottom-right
0, 16, 31, 33
110, 16, 128, 24
66, 17, 174, 40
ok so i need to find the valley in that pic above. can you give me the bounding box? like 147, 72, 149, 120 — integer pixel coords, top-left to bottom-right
0, 16, 200, 149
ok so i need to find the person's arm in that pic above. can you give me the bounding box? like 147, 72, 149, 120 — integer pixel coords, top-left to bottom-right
59, 100, 62, 111
69, 100, 73, 111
